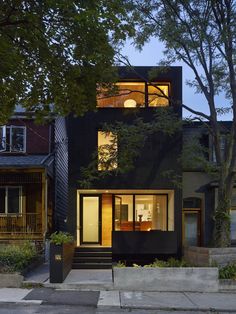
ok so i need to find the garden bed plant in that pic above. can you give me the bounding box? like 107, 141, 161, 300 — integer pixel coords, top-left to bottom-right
0, 241, 38, 273
115, 258, 193, 268
113, 258, 219, 292
219, 262, 236, 280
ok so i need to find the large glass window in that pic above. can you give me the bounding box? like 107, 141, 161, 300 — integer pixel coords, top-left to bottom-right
148, 84, 169, 107
0, 126, 26, 152
97, 83, 145, 108
115, 195, 133, 231
0, 187, 21, 215
114, 194, 168, 231
98, 131, 117, 171
135, 195, 167, 231
97, 82, 169, 108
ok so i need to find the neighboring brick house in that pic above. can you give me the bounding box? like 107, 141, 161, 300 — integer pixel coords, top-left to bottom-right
0, 114, 68, 246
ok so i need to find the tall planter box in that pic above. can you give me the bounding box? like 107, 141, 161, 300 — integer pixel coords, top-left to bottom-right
184, 246, 236, 267
113, 267, 219, 292
50, 242, 75, 283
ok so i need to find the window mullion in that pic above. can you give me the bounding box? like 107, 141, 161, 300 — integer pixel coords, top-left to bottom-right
145, 83, 148, 107
9, 126, 12, 152
133, 195, 135, 231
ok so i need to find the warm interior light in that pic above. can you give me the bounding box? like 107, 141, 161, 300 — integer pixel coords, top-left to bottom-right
124, 99, 137, 108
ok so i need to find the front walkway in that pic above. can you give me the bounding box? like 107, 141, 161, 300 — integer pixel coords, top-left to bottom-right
24, 264, 113, 290
23, 264, 236, 311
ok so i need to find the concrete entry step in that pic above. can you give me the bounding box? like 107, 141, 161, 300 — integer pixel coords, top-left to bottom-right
72, 247, 112, 269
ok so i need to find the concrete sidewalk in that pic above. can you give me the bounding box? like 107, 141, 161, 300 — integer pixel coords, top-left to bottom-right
0, 288, 236, 312
98, 290, 236, 312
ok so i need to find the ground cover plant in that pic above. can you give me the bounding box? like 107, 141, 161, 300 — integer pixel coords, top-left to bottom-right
115, 258, 193, 268
219, 262, 236, 280
0, 241, 38, 273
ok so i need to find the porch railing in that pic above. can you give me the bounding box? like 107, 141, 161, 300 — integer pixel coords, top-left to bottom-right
0, 213, 42, 234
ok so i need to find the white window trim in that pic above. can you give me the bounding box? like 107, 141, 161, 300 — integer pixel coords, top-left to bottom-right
0, 126, 6, 152
0, 186, 22, 216
0, 126, 26, 153
10, 126, 26, 153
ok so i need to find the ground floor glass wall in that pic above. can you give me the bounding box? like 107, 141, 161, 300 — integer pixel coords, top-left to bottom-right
115, 194, 168, 231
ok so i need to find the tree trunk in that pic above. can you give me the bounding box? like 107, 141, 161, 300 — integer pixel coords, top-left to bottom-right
213, 186, 231, 247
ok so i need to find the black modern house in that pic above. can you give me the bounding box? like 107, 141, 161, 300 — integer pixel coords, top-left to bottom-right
64, 66, 183, 267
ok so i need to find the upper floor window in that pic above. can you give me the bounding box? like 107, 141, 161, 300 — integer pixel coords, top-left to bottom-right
98, 131, 117, 171
0, 126, 26, 153
212, 135, 226, 163
0, 186, 22, 215
97, 82, 169, 108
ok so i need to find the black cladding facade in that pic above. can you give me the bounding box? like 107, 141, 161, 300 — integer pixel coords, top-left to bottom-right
66, 66, 183, 260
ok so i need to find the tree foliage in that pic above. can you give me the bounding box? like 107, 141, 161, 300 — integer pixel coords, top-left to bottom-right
0, 0, 132, 123
127, 0, 236, 246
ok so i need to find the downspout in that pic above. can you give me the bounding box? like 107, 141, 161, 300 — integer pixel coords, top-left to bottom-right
44, 170, 48, 238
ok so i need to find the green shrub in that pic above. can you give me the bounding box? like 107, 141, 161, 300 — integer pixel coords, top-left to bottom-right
219, 263, 236, 279
0, 241, 37, 273
116, 261, 126, 268
50, 231, 74, 245
146, 258, 192, 268
114, 258, 192, 268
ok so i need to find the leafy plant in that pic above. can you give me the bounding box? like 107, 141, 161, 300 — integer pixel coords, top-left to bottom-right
0, 241, 38, 273
116, 261, 126, 268
114, 258, 193, 268
50, 231, 74, 245
219, 263, 236, 280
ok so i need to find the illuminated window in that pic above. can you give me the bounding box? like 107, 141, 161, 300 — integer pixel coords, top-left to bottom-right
98, 131, 117, 171
148, 84, 169, 107
114, 194, 168, 231
97, 82, 170, 108
97, 82, 145, 108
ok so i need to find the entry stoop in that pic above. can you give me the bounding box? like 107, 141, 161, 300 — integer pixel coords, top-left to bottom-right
72, 247, 112, 269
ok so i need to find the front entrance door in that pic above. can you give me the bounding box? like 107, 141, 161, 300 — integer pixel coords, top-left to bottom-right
183, 211, 201, 246
81, 195, 101, 244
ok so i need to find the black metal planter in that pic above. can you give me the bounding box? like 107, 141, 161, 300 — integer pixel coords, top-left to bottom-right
49, 242, 75, 283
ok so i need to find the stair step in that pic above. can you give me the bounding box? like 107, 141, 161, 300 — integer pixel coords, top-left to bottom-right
73, 256, 112, 263
74, 252, 112, 257
72, 263, 112, 269
75, 247, 112, 253
72, 247, 112, 269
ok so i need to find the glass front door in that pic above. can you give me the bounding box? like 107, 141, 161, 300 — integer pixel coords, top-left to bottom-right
183, 211, 200, 246
81, 195, 101, 244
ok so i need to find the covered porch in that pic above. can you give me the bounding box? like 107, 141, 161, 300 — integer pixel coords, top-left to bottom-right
0, 168, 53, 242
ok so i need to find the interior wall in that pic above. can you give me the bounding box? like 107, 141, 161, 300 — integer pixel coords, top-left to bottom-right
102, 194, 112, 246
168, 191, 175, 231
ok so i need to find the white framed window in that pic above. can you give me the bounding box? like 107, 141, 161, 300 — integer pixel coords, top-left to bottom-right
0, 186, 22, 215
0, 126, 26, 153
0, 126, 6, 152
